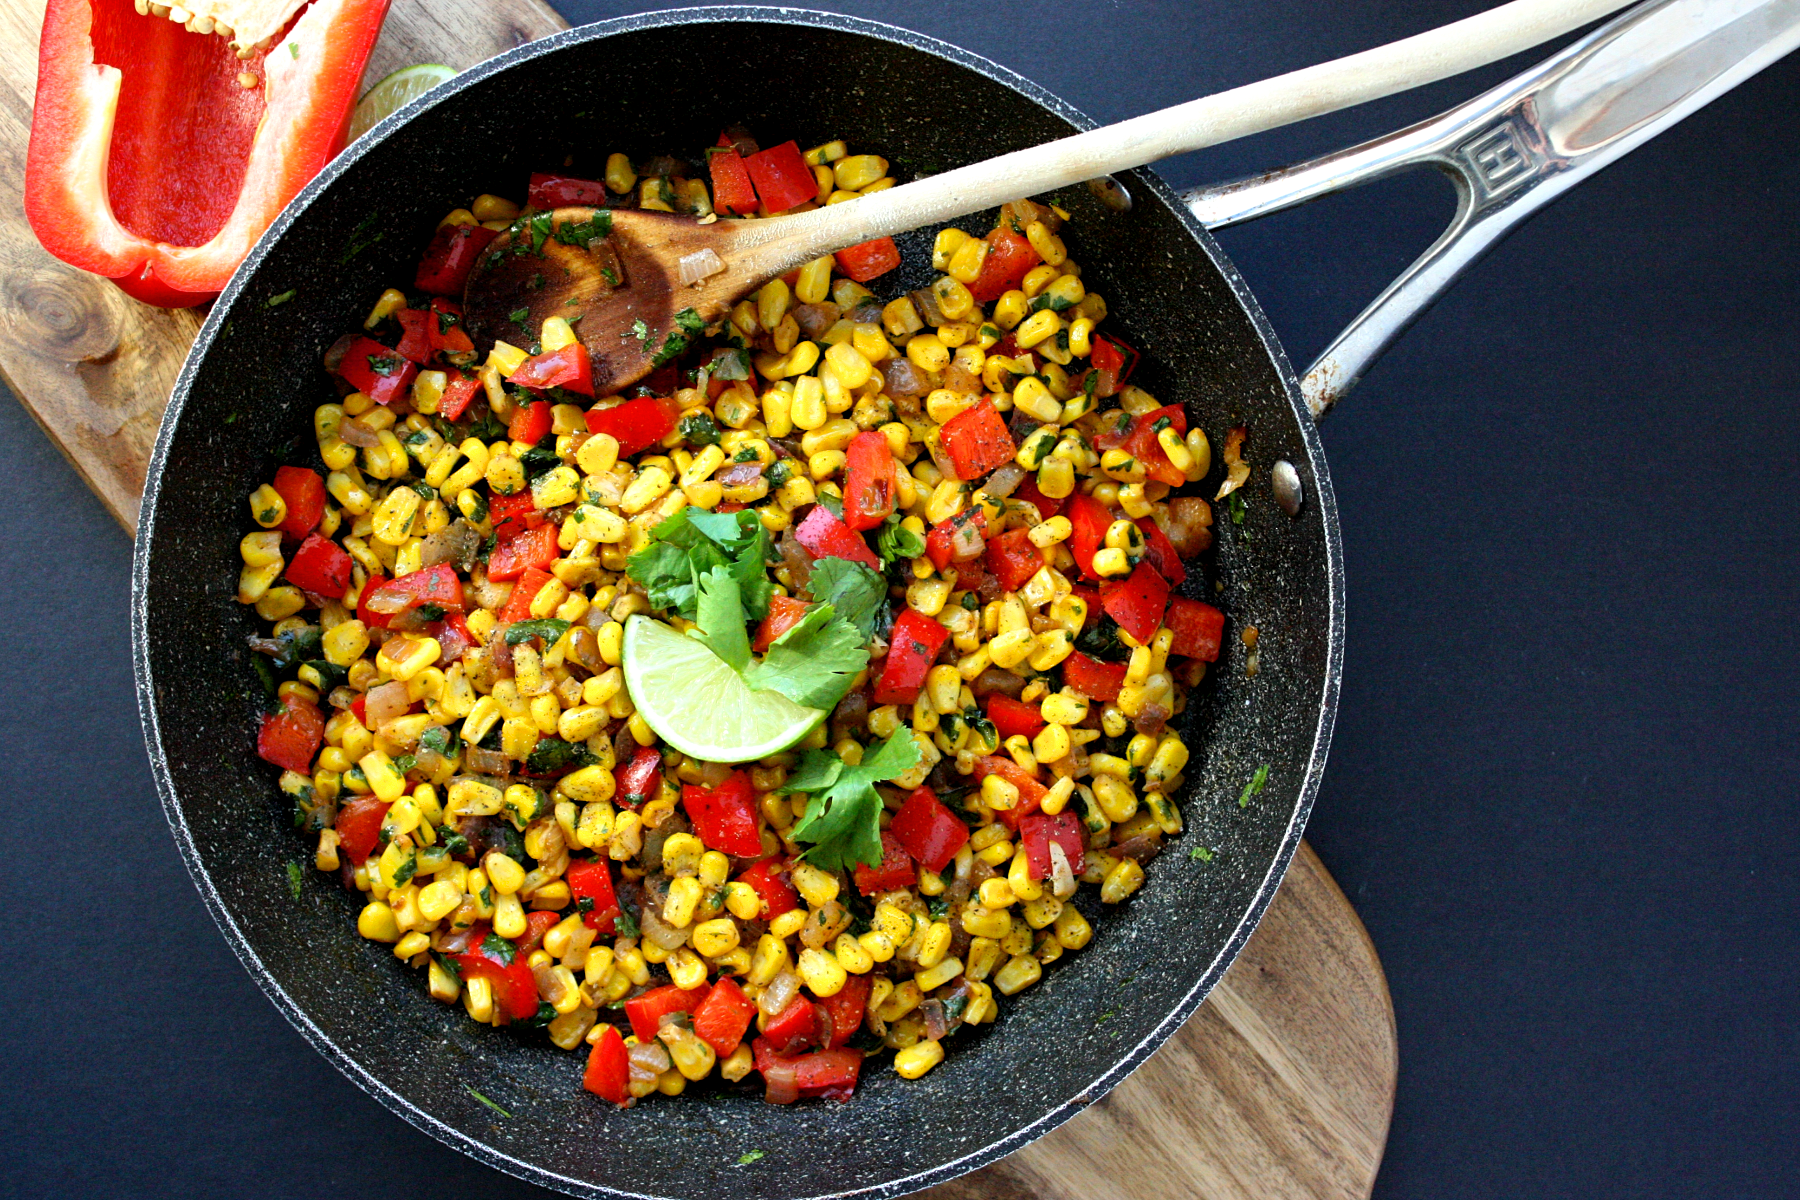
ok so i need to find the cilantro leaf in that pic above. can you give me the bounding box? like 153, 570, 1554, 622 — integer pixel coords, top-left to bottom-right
286, 861, 303, 900
694, 566, 751, 673
1238, 763, 1270, 808
747, 603, 869, 712
626, 507, 772, 621
781, 729, 921, 869
526, 737, 599, 773
481, 932, 517, 965
873, 513, 926, 564
553, 210, 612, 250
504, 619, 570, 646
805, 558, 887, 639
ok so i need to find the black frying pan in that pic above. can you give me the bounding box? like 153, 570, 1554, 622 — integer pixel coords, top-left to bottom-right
135, 9, 1339, 1198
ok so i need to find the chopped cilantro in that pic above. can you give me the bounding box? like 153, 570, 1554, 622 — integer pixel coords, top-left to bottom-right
874, 513, 926, 563
368, 354, 402, 377
464, 1086, 511, 1118
674, 307, 705, 335
508, 307, 530, 327
553, 210, 612, 250
285, 861, 303, 900
679, 412, 722, 446
481, 932, 516, 965
265, 289, 295, 308
1228, 491, 1248, 525
520, 444, 561, 479
504, 618, 571, 646
1238, 764, 1270, 808
1189, 845, 1215, 862
615, 910, 640, 939
630, 318, 650, 344
710, 347, 751, 380
526, 737, 599, 773
737, 1151, 766, 1166
600, 267, 620, 287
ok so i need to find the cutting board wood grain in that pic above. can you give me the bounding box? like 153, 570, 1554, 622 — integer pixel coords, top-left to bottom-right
0, 4, 1395, 1196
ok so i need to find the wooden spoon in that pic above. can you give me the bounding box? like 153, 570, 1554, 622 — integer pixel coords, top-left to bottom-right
464, 0, 1634, 392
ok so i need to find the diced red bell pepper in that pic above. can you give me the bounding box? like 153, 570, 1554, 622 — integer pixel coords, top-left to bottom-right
585, 396, 680, 457
683, 771, 764, 857
256, 693, 324, 774
336, 336, 417, 407
752, 1040, 864, 1103
925, 509, 986, 572
794, 505, 880, 569
271, 466, 326, 540
1071, 585, 1100, 628
753, 595, 812, 652
24, 0, 387, 305
519, 909, 561, 956
486, 525, 559, 583
985, 526, 1043, 593
969, 227, 1041, 304
355, 574, 391, 629
736, 858, 799, 918
394, 307, 433, 363
988, 695, 1046, 741
529, 172, 607, 208
616, 745, 664, 809
285, 534, 353, 597
510, 344, 594, 398
973, 756, 1049, 830
1065, 492, 1112, 580
506, 397, 553, 444
427, 298, 474, 359
489, 491, 544, 542
1063, 651, 1128, 702
852, 830, 916, 896
361, 564, 465, 625
938, 400, 1016, 481
455, 931, 540, 1023
1013, 475, 1063, 520
834, 237, 901, 283
565, 858, 622, 934
744, 141, 817, 214
691, 977, 758, 1058
818, 973, 872, 1048
1089, 333, 1139, 397
1100, 562, 1170, 645
333, 796, 390, 866
1165, 596, 1226, 662
708, 139, 758, 216
872, 609, 951, 706
842, 431, 898, 532
1097, 405, 1188, 488
1021, 810, 1086, 881
498, 565, 553, 625
760, 994, 819, 1054
430, 612, 475, 663
625, 983, 709, 1043
415, 223, 499, 296
1137, 517, 1187, 587
888, 787, 969, 874
583, 1022, 631, 1105
438, 375, 481, 422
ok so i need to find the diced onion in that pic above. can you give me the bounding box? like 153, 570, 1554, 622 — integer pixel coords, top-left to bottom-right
678, 248, 725, 286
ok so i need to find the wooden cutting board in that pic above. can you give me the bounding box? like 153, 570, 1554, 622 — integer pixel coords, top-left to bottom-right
0, 3, 1396, 1196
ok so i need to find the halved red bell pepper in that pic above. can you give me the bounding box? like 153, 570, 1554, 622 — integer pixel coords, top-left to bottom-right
1063, 651, 1127, 702
583, 1022, 631, 1105
333, 796, 389, 866
709, 139, 758, 217
1100, 562, 1169, 645
973, 755, 1049, 830
506, 397, 553, 444
625, 983, 709, 1043
834, 237, 900, 283
818, 973, 872, 1048
691, 976, 759, 1058
271, 466, 325, 540
683, 771, 764, 857
566, 858, 621, 934
987, 695, 1046, 741
888, 786, 968, 873
256, 693, 323, 774
969, 227, 1041, 304
871, 609, 950, 706
285, 533, 352, 597
984, 527, 1042, 593
486, 525, 559, 583
925, 508, 986, 573
938, 400, 1016, 481
744, 141, 816, 214
753, 595, 812, 652
616, 745, 664, 809
25, 0, 388, 306
760, 994, 819, 1054
455, 927, 540, 1023
842, 431, 898, 531
1065, 492, 1112, 580
1020, 810, 1085, 881
335, 336, 416, 406
1165, 596, 1226, 662
438, 374, 480, 421
498, 565, 553, 625
529, 172, 607, 208
510, 345, 594, 398
736, 858, 799, 918
795, 504, 880, 569
394, 307, 432, 364
489, 491, 544, 542
415, 223, 498, 296
1137, 517, 1187, 587
585, 396, 680, 456
852, 830, 915, 896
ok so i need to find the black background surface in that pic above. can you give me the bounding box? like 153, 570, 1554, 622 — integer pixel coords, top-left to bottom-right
4, 2, 1796, 1197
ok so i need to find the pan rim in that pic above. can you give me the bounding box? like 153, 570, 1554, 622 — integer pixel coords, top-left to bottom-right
130, 7, 1345, 1198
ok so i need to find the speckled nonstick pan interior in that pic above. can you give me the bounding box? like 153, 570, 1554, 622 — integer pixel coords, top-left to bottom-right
131, 9, 1342, 1199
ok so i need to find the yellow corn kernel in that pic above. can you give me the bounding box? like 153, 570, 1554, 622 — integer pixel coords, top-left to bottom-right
363, 287, 405, 329
906, 333, 949, 373
797, 946, 849, 997
1053, 904, 1094, 950
603, 151, 637, 195
723, 881, 762, 921
993, 952, 1043, 995
690, 917, 739, 959
789, 860, 840, 908
832, 154, 887, 191
247, 484, 287, 530
914, 955, 964, 994
804, 139, 847, 166
747, 933, 792, 987
892, 1038, 944, 1080
914, 920, 952, 970
356, 900, 400, 942
663, 876, 703, 928
946, 236, 989, 285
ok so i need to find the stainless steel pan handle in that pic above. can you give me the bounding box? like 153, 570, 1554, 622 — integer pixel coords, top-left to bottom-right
1183, 0, 1800, 419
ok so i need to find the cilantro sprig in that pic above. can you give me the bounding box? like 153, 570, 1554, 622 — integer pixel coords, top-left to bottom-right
779, 729, 921, 869
626, 507, 774, 621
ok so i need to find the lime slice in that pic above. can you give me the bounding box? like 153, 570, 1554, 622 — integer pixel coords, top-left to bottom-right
622, 615, 826, 763
349, 63, 458, 142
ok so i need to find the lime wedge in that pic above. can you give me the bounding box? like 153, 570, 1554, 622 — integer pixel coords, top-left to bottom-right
349, 63, 457, 142
622, 615, 826, 763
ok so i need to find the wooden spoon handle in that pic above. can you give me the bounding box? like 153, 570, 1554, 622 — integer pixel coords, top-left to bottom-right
754, 0, 1635, 261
